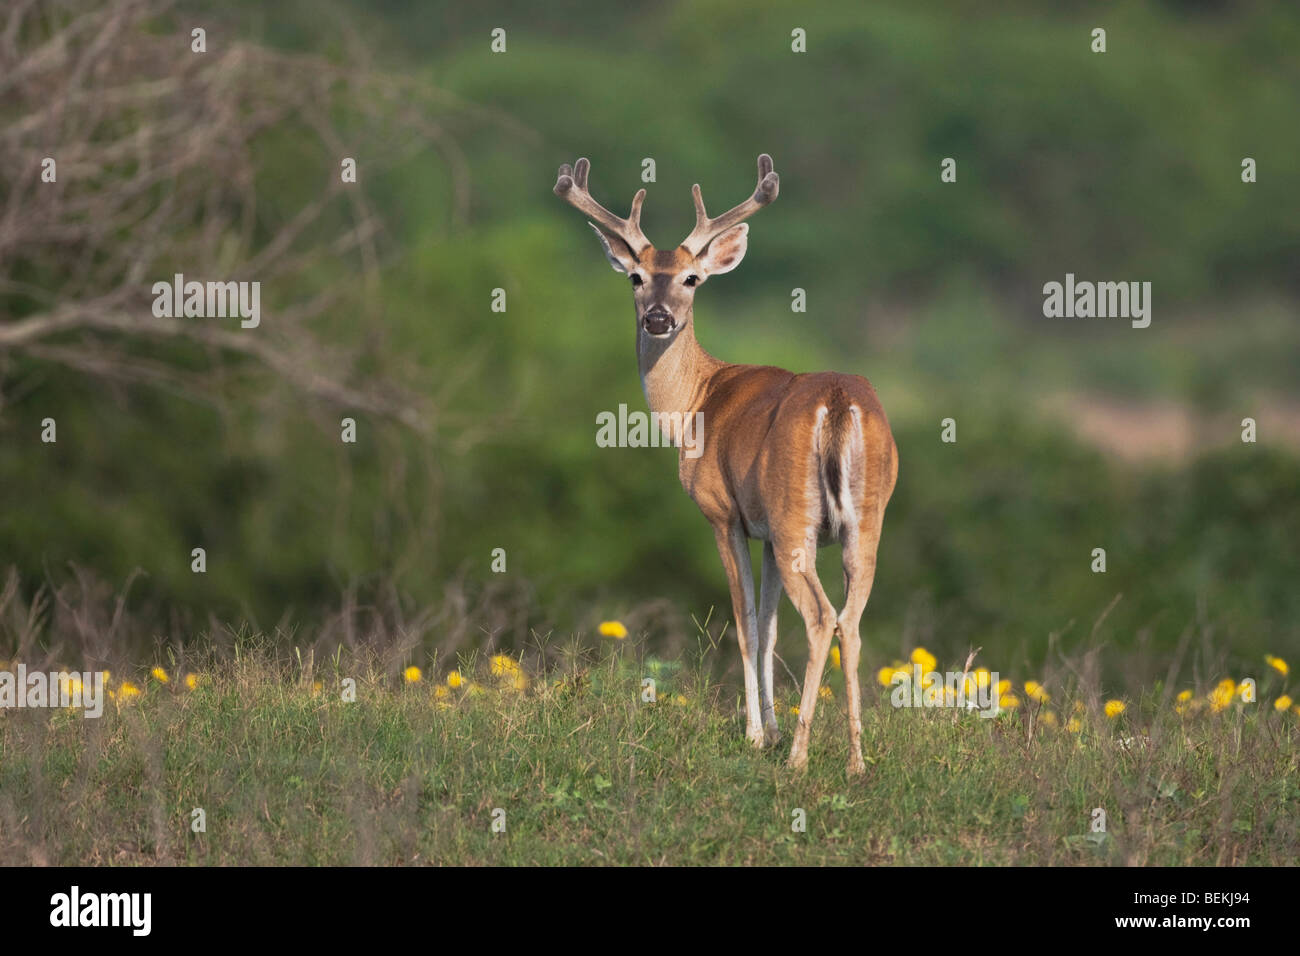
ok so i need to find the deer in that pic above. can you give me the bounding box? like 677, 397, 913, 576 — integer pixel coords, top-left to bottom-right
554, 154, 898, 773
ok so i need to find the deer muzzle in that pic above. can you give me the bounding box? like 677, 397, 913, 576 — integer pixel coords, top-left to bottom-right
642, 307, 676, 337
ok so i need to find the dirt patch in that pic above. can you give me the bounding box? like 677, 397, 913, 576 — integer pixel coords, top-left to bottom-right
1042, 394, 1300, 463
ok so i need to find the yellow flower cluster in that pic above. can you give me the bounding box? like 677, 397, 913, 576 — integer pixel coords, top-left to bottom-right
1171, 658, 1294, 715
871, 649, 1298, 724
30, 648, 1296, 726
875, 647, 939, 688
489, 654, 529, 692
98, 666, 203, 703
425, 654, 531, 701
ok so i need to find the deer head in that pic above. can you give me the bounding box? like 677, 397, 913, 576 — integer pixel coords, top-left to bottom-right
554, 154, 779, 338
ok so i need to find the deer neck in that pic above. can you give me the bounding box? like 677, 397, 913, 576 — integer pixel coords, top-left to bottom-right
637, 314, 721, 417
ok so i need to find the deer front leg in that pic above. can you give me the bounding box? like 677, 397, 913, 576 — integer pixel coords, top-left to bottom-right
713, 522, 764, 747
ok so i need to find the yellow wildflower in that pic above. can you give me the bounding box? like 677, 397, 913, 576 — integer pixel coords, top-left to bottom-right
910, 647, 937, 674
1040, 710, 1059, 727
489, 654, 520, 676
1000, 693, 1020, 709
1024, 681, 1050, 704
830, 646, 841, 670
447, 670, 464, 689
598, 620, 629, 639
1274, 695, 1293, 712
878, 662, 907, 687
819, 685, 833, 700
403, 666, 422, 684
1265, 655, 1288, 677
1066, 717, 1082, 733
1104, 699, 1125, 718
119, 680, 141, 700
151, 666, 169, 684
184, 673, 198, 690
1209, 678, 1237, 713
996, 679, 1012, 697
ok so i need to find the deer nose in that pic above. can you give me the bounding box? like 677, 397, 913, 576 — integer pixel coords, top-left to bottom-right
643, 307, 675, 336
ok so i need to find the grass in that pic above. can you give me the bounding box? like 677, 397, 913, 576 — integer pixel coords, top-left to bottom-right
1, 639, 1297, 866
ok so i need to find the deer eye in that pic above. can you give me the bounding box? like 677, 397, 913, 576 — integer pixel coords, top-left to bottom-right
630, 274, 643, 287
684, 274, 699, 287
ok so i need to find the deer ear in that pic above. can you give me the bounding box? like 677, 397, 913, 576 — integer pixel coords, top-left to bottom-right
696, 223, 749, 276
589, 222, 637, 274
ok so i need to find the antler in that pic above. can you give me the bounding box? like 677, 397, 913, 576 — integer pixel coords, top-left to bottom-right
554, 158, 651, 255
680, 153, 779, 256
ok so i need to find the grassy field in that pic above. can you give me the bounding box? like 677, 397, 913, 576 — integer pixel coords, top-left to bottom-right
2, 639, 1296, 866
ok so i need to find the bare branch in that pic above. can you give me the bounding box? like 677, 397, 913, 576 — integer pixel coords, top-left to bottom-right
0, 0, 532, 435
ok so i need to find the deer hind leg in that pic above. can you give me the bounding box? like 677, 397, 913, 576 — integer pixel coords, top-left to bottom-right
712, 522, 764, 747
772, 528, 839, 770
837, 514, 882, 776
757, 540, 783, 746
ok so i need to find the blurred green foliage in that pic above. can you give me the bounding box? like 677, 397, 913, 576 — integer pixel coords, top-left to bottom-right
2, 0, 1297, 677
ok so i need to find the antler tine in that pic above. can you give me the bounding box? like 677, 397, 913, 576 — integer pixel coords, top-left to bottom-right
681, 153, 779, 256
554, 158, 651, 254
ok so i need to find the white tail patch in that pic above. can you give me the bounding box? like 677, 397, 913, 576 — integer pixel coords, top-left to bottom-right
812, 403, 863, 543
837, 405, 863, 535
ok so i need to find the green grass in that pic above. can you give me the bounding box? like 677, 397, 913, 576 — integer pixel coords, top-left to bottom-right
2, 641, 1296, 865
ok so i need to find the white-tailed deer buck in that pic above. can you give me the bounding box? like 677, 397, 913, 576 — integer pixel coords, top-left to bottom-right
554, 154, 897, 773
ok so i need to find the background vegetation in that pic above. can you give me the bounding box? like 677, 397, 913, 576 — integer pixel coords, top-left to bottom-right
1, 0, 1298, 693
